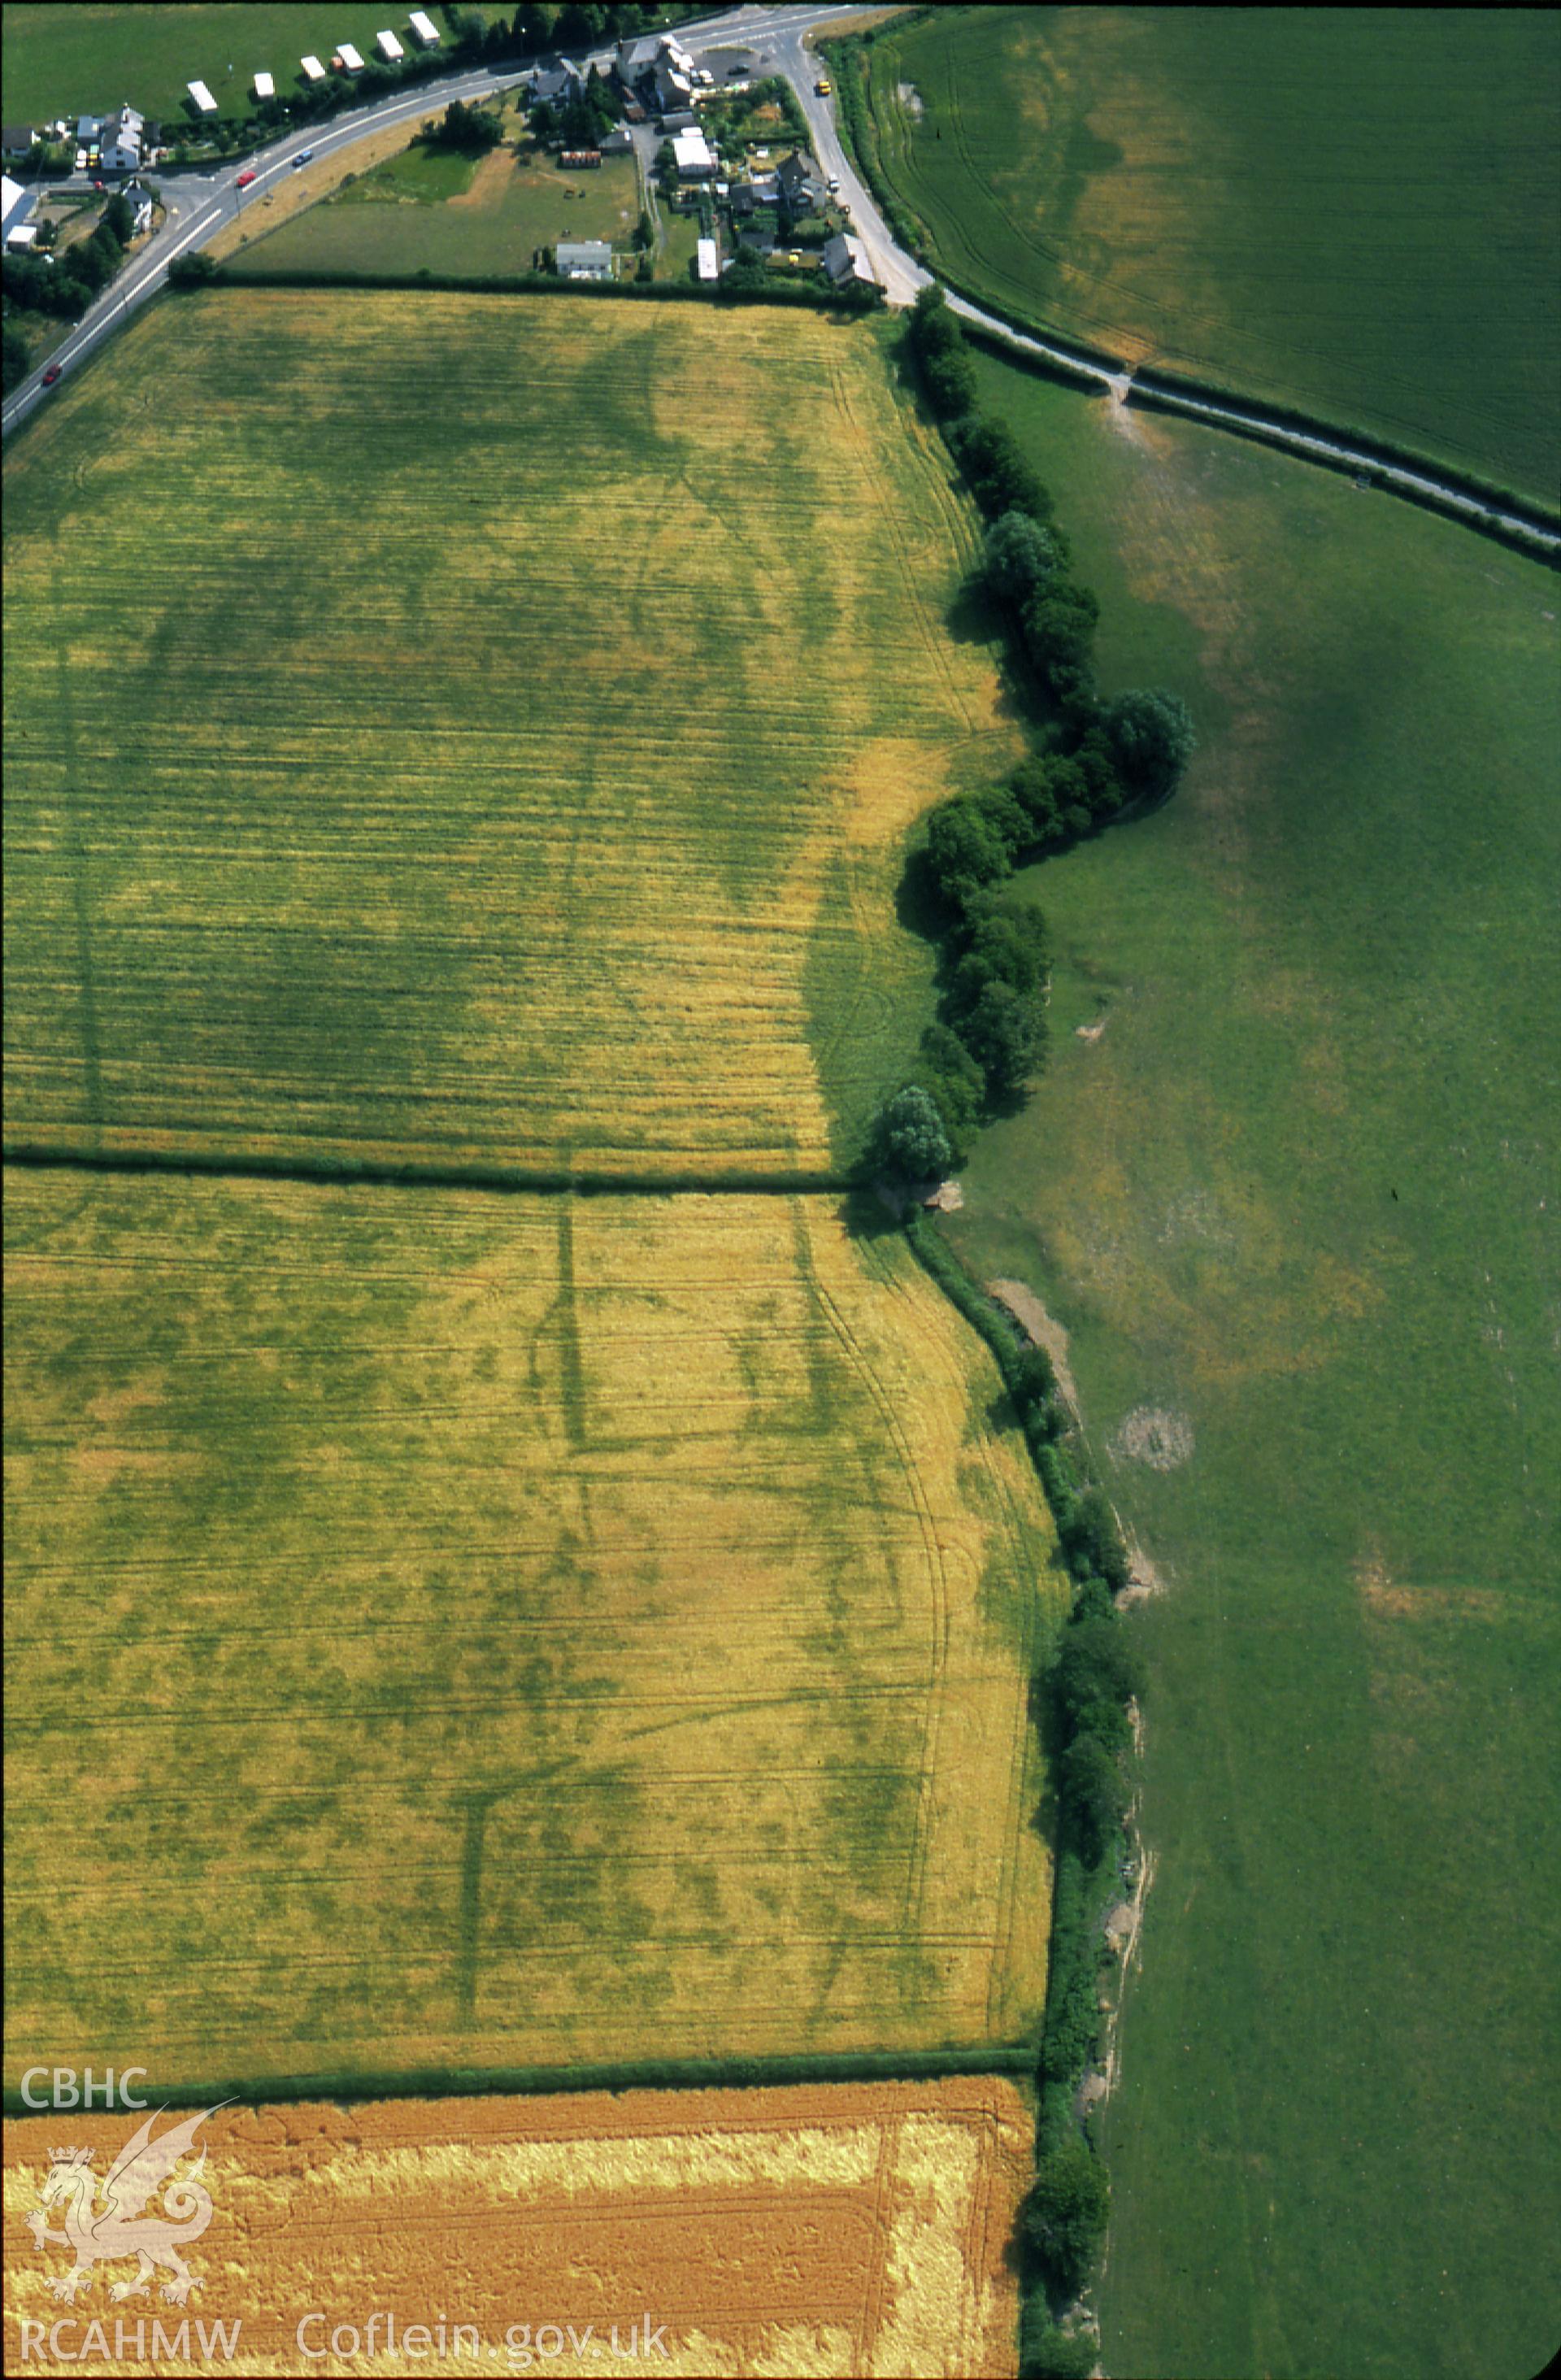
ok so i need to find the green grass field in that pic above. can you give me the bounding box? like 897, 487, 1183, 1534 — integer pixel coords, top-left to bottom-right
863, 4, 1561, 504
237, 142, 643, 275
0, 3, 450, 128
4, 1171, 1065, 2086
938, 349, 1561, 2378
3, 289, 1020, 1181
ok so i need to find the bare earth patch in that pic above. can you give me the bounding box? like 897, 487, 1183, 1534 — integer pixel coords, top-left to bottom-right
1111, 1403, 1194, 1470
988, 1278, 1081, 1417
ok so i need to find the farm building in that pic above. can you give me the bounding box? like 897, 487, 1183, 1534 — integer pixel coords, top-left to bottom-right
696, 237, 718, 283
253, 72, 275, 100
187, 82, 217, 116
672, 128, 715, 181
600, 126, 633, 154
556, 240, 613, 281
2, 126, 37, 159
409, 11, 441, 46
299, 55, 326, 84
376, 31, 405, 63
822, 230, 877, 291
98, 104, 144, 172
335, 44, 364, 73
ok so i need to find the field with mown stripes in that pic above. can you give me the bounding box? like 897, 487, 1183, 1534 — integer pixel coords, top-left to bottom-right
2, 290, 1019, 1180
862, 4, 1561, 503
4, 1168, 1067, 2088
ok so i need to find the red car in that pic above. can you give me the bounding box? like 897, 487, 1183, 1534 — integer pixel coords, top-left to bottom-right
41, 365, 62, 386
91, 178, 106, 192
236, 168, 257, 189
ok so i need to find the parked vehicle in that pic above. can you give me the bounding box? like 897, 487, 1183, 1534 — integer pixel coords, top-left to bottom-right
815, 78, 832, 96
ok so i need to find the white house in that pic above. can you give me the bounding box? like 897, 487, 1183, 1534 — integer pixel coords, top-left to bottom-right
336, 43, 364, 73
299, 55, 326, 84
2, 173, 36, 243
124, 181, 155, 235
672, 127, 714, 181
98, 103, 144, 172
253, 71, 275, 100
409, 11, 441, 46
187, 80, 217, 116
376, 30, 405, 62
695, 236, 718, 283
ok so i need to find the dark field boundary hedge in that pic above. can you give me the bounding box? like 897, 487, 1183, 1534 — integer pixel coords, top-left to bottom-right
2, 2042, 1035, 2121
888, 251, 1559, 554
903, 1209, 1141, 2373
2, 1143, 850, 1200
187, 258, 880, 316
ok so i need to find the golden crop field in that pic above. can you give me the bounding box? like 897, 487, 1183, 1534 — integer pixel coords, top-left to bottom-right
2, 2079, 1031, 2375
2, 290, 1019, 1180
5, 1167, 1066, 2088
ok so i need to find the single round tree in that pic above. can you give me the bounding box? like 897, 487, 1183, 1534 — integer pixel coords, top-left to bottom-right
982, 509, 1060, 603
1019, 2140, 1111, 2297
1102, 688, 1196, 800
874, 1086, 952, 1181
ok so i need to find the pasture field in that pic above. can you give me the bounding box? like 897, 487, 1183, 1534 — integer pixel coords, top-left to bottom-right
4, 1170, 1067, 2089
941, 352, 1561, 2378
862, 5, 1561, 504
2, 289, 1017, 1181
0, 3, 446, 128
3, 2079, 1032, 2375
234, 144, 643, 275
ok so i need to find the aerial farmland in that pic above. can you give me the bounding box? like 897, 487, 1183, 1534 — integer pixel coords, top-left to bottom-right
2, 7, 1558, 2380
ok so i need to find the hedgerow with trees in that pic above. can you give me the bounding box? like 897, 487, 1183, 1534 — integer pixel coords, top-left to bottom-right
872, 283, 1194, 1181
884, 283, 1186, 2378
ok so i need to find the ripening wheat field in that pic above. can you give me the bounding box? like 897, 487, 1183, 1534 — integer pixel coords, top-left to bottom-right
2, 289, 1019, 1180
3, 2080, 1031, 2376
4, 1168, 1066, 2087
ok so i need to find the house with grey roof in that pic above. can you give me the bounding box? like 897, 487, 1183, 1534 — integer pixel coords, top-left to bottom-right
98, 103, 144, 173
821, 231, 878, 292
776, 148, 825, 223
555, 239, 613, 281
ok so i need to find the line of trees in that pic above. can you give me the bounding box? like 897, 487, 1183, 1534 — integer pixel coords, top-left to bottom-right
869, 285, 1194, 1186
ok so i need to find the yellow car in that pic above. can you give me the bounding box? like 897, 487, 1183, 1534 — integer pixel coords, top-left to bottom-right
815, 77, 832, 96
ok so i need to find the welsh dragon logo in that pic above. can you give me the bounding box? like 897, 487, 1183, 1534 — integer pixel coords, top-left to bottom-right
25, 2107, 219, 2306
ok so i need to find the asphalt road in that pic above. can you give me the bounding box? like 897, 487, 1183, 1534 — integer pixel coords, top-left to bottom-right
4, 2, 1554, 555
0, 2, 872, 436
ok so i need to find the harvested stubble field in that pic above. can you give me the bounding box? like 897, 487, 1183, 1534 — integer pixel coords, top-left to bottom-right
5, 1168, 1066, 2087
3, 2079, 1031, 2374
2, 289, 1018, 1181
863, 4, 1561, 504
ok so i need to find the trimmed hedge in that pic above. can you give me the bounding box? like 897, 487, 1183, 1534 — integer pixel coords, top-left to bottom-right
189, 259, 880, 315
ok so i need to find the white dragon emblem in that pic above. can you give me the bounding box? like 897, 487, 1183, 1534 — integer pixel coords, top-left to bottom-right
25, 2108, 219, 2306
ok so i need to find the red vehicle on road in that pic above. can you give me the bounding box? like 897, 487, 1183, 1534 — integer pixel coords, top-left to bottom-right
236, 169, 257, 189
41, 365, 62, 386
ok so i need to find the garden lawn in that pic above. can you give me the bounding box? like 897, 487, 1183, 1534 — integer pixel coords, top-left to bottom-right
862, 4, 1561, 506
939, 349, 1561, 2380
242, 145, 644, 274
4, 1172, 1067, 2088
3, 289, 1020, 1181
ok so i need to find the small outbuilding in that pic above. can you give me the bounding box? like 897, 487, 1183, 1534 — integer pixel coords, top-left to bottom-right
409, 11, 441, 46
253, 71, 275, 100
299, 55, 326, 84
376, 30, 405, 63
672, 126, 714, 181
186, 81, 218, 116
695, 236, 718, 283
